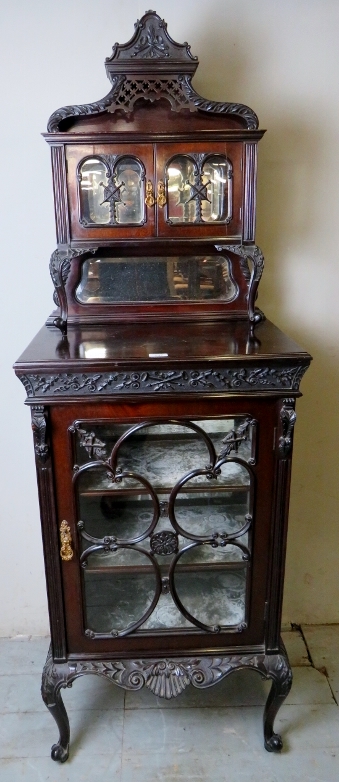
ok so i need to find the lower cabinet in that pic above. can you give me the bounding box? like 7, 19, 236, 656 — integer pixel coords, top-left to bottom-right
28, 391, 299, 760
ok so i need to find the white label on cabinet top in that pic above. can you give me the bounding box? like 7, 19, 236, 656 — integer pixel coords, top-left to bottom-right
149, 353, 169, 358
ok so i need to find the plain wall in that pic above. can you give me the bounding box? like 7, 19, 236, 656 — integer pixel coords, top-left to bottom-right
1, 0, 338, 636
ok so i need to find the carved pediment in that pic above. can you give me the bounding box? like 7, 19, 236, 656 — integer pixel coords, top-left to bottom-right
47, 10, 259, 131
105, 10, 198, 76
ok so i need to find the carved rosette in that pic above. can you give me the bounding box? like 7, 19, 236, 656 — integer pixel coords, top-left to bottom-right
150, 531, 179, 555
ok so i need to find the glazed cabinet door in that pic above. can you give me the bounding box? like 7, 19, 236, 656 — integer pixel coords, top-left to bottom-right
50, 398, 277, 656
156, 143, 243, 239
66, 144, 155, 241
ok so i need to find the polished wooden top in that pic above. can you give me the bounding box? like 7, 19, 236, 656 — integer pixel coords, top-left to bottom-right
15, 319, 311, 373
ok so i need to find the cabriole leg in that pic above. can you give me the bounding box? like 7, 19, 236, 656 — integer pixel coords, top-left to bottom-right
263, 651, 293, 752
41, 646, 71, 762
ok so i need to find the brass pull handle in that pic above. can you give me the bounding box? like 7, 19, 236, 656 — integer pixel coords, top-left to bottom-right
145, 180, 155, 207
60, 521, 73, 561
157, 180, 167, 207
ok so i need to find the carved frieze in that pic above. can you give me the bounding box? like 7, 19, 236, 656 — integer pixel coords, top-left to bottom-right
19, 364, 308, 399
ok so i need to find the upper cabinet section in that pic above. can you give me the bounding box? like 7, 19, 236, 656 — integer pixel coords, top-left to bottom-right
45, 11, 265, 331
66, 142, 243, 241
45, 10, 264, 248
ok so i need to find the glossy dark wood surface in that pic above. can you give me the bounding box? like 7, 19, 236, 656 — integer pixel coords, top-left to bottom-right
17, 10, 311, 759
15, 319, 310, 371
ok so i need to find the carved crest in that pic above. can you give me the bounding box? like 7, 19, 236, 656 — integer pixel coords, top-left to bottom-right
47, 11, 259, 131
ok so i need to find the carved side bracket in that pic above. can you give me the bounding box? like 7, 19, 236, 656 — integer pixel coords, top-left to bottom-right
278, 399, 296, 457
42, 645, 292, 761
215, 244, 265, 323
49, 247, 98, 334
31, 405, 49, 463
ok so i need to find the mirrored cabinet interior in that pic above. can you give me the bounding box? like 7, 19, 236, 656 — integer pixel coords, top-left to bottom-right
14, 11, 311, 762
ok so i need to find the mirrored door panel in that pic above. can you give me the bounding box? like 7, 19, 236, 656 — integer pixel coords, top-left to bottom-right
72, 417, 256, 638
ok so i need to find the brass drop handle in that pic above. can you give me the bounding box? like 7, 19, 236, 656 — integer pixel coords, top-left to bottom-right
60, 521, 73, 561
145, 180, 155, 207
157, 180, 167, 207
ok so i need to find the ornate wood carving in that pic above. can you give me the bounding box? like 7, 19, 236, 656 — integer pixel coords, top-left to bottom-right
31, 405, 49, 463
19, 364, 308, 398
49, 247, 98, 334
47, 12, 259, 131
42, 645, 292, 761
69, 422, 107, 459
278, 399, 297, 457
150, 530, 179, 555
216, 244, 265, 323
47, 75, 126, 132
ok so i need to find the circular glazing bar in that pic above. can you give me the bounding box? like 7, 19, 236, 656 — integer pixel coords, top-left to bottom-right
76, 467, 160, 544
82, 544, 162, 638
108, 419, 216, 473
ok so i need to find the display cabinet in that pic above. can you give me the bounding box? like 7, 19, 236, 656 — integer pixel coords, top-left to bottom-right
14, 11, 311, 762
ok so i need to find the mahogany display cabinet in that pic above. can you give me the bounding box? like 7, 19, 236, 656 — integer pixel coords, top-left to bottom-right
14, 11, 311, 762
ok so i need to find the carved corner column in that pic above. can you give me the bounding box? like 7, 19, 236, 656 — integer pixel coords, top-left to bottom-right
266, 398, 296, 653
31, 406, 66, 662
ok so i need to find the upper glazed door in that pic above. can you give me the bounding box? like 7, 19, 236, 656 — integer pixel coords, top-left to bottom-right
156, 143, 243, 239
66, 142, 243, 241
66, 144, 155, 241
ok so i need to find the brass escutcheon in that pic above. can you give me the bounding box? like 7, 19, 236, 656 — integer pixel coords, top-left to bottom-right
145, 180, 155, 207
60, 520, 73, 561
157, 180, 167, 207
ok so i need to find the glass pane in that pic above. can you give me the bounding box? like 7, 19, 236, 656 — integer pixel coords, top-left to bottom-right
201, 156, 230, 222
76, 255, 237, 303
84, 554, 157, 634
114, 157, 144, 225
74, 417, 253, 635
79, 494, 156, 544
167, 156, 196, 223
174, 490, 250, 550
173, 563, 246, 628
79, 158, 110, 225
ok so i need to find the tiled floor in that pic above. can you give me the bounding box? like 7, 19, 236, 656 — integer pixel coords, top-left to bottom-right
0, 626, 338, 781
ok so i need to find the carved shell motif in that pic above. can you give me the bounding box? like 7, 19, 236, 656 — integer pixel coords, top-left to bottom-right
146, 661, 190, 698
